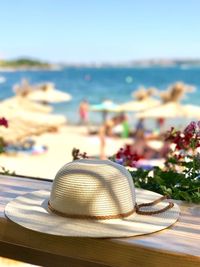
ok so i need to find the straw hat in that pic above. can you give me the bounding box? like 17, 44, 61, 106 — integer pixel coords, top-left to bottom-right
5, 159, 179, 238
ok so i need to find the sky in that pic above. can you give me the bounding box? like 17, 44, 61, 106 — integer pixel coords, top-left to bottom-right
0, 0, 200, 63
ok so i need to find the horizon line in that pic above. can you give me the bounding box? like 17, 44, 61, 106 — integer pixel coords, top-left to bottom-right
2, 56, 200, 65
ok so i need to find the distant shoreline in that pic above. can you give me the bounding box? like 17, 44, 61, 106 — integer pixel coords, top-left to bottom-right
0, 65, 62, 72
1, 58, 200, 70
1, 64, 200, 72
0, 58, 61, 72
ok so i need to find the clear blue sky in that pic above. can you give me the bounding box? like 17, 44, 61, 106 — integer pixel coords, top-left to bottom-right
0, 0, 200, 63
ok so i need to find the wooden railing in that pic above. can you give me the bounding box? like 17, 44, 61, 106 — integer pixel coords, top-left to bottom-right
0, 174, 199, 267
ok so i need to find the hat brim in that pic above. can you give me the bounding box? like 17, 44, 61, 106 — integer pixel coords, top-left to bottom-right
5, 188, 179, 238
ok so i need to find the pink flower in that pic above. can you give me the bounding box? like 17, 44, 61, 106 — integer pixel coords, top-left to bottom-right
184, 121, 196, 135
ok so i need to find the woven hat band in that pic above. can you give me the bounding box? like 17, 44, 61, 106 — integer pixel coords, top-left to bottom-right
135, 195, 174, 215
48, 196, 173, 220
48, 201, 135, 220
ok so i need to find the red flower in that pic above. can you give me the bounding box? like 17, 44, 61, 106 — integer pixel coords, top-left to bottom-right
114, 145, 141, 167
0, 117, 8, 128
184, 121, 196, 135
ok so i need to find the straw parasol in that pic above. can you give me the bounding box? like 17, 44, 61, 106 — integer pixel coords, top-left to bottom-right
26, 83, 72, 103
13, 80, 72, 103
118, 86, 160, 112
117, 97, 160, 112
136, 102, 185, 119
159, 82, 195, 103
182, 104, 200, 119
132, 86, 158, 100
0, 98, 66, 143
3, 96, 52, 113
136, 102, 200, 119
136, 82, 197, 119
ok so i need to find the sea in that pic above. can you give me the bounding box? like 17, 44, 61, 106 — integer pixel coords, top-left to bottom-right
0, 66, 200, 127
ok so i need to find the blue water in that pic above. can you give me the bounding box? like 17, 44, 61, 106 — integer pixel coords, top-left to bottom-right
0, 66, 200, 124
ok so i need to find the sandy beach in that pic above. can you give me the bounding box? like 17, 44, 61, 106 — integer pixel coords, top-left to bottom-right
0, 125, 133, 179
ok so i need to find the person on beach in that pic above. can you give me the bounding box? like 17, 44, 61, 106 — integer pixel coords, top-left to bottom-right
156, 117, 165, 133
132, 129, 158, 159
132, 129, 170, 159
135, 118, 145, 135
99, 113, 127, 159
79, 99, 89, 125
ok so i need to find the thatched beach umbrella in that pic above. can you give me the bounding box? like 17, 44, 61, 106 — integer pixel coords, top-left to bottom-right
14, 81, 72, 104
159, 82, 195, 103
26, 83, 72, 103
136, 102, 200, 119
3, 97, 52, 113
136, 102, 185, 119
0, 98, 66, 143
183, 104, 200, 119
118, 86, 160, 112
136, 82, 197, 119
132, 87, 158, 100
117, 97, 160, 112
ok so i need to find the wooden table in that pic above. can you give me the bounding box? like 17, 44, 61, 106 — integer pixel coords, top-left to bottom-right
0, 174, 199, 267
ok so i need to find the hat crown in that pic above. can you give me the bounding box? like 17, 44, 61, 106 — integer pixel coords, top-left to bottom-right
49, 159, 136, 218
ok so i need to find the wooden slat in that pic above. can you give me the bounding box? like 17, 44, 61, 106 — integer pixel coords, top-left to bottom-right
0, 174, 199, 267
0, 242, 110, 267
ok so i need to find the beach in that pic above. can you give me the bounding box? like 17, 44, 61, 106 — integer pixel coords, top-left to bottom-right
0, 125, 133, 179
0, 123, 165, 179
0, 67, 198, 179
0, 68, 198, 180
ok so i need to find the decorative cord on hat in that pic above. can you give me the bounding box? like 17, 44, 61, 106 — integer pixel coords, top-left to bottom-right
135, 195, 174, 215
48, 201, 135, 220
48, 195, 174, 220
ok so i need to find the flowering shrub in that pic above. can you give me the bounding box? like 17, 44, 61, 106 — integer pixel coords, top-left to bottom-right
72, 121, 200, 203
164, 121, 200, 173
119, 121, 200, 203
0, 117, 8, 153
0, 116, 23, 176
165, 121, 200, 152
72, 148, 88, 160
109, 145, 142, 167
